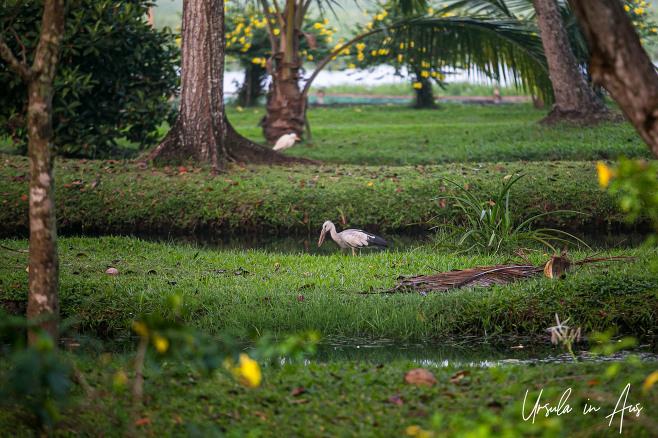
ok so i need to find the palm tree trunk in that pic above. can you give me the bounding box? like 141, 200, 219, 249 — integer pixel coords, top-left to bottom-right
568, 0, 658, 159
534, 0, 608, 122
259, 2, 305, 144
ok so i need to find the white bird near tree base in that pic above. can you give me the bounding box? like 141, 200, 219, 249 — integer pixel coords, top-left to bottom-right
318, 221, 389, 256
273, 133, 301, 151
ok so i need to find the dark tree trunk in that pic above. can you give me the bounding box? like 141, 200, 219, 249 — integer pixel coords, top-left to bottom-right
412, 68, 437, 109
0, 0, 65, 345
146, 0, 316, 167
568, 0, 658, 159
533, 0, 608, 122
237, 64, 267, 107
259, 47, 305, 144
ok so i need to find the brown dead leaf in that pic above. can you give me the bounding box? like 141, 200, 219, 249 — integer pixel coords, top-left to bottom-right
388, 395, 404, 405
449, 370, 471, 383
134, 417, 151, 426
105, 267, 119, 275
291, 386, 307, 396
404, 369, 437, 387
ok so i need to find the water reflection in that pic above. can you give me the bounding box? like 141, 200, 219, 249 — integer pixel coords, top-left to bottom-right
172, 231, 648, 255
277, 338, 658, 367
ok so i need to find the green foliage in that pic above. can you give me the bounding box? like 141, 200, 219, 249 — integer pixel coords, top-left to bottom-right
433, 174, 586, 254
0, 317, 72, 428
0, 0, 179, 157
605, 158, 658, 244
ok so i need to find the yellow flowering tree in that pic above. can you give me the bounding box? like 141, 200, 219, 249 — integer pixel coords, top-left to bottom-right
346, 4, 449, 108
225, 1, 333, 107
242, 0, 342, 143
299, 2, 556, 123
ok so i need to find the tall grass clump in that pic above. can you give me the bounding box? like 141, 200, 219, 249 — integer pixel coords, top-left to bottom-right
433, 174, 587, 254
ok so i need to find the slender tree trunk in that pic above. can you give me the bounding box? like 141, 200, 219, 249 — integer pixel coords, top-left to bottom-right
0, 0, 66, 345
146, 0, 315, 166
533, 0, 608, 122
568, 0, 658, 159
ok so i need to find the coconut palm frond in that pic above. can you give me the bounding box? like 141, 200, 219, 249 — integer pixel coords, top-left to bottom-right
381, 15, 553, 101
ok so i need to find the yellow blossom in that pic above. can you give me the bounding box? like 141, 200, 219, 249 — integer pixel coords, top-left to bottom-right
232, 353, 261, 387
406, 425, 420, 436
625, 4, 631, 11
371, 50, 377, 56
237, 106, 243, 112
153, 335, 169, 353
314, 22, 323, 29
252, 57, 261, 64
413, 82, 422, 89
421, 71, 429, 78
132, 321, 148, 338
366, 182, 373, 186
307, 54, 313, 60
397, 54, 403, 62
643, 371, 658, 393
349, 64, 355, 69
596, 162, 616, 188
323, 19, 329, 24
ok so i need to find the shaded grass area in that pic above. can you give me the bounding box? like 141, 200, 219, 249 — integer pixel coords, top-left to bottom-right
229, 104, 651, 165
0, 155, 642, 239
1, 352, 657, 436
1, 237, 656, 341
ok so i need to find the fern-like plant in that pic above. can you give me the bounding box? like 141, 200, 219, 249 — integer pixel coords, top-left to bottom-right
433, 173, 587, 254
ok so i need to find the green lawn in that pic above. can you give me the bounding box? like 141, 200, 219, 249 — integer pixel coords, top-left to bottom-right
229, 103, 651, 165
1, 237, 656, 341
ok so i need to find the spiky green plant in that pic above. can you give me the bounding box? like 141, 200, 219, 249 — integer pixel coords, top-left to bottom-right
433, 173, 587, 254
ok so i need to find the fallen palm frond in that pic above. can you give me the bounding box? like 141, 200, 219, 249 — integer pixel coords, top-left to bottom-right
359, 253, 635, 295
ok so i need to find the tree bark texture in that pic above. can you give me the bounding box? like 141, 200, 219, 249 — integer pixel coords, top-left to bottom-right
568, 0, 658, 159
148, 0, 225, 169
0, 0, 65, 345
534, 0, 608, 121
147, 0, 316, 166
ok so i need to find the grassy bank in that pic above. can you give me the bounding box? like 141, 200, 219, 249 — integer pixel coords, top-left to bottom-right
2, 237, 656, 340
0, 155, 644, 239
2, 352, 657, 436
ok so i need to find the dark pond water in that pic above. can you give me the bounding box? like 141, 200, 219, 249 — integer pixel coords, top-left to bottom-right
184, 231, 649, 256
280, 337, 658, 367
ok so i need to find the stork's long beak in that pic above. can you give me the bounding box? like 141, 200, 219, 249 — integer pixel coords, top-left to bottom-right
295, 137, 301, 141
318, 230, 326, 247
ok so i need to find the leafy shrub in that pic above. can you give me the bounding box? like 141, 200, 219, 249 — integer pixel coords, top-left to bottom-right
0, 0, 179, 157
598, 158, 658, 245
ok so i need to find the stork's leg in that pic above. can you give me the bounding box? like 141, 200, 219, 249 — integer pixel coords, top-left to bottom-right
351, 248, 355, 256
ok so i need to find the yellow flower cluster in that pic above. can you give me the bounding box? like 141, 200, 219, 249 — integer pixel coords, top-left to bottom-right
132, 321, 170, 354
224, 353, 262, 387
596, 162, 617, 188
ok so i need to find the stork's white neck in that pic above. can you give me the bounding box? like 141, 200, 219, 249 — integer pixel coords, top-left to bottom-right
328, 222, 339, 241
